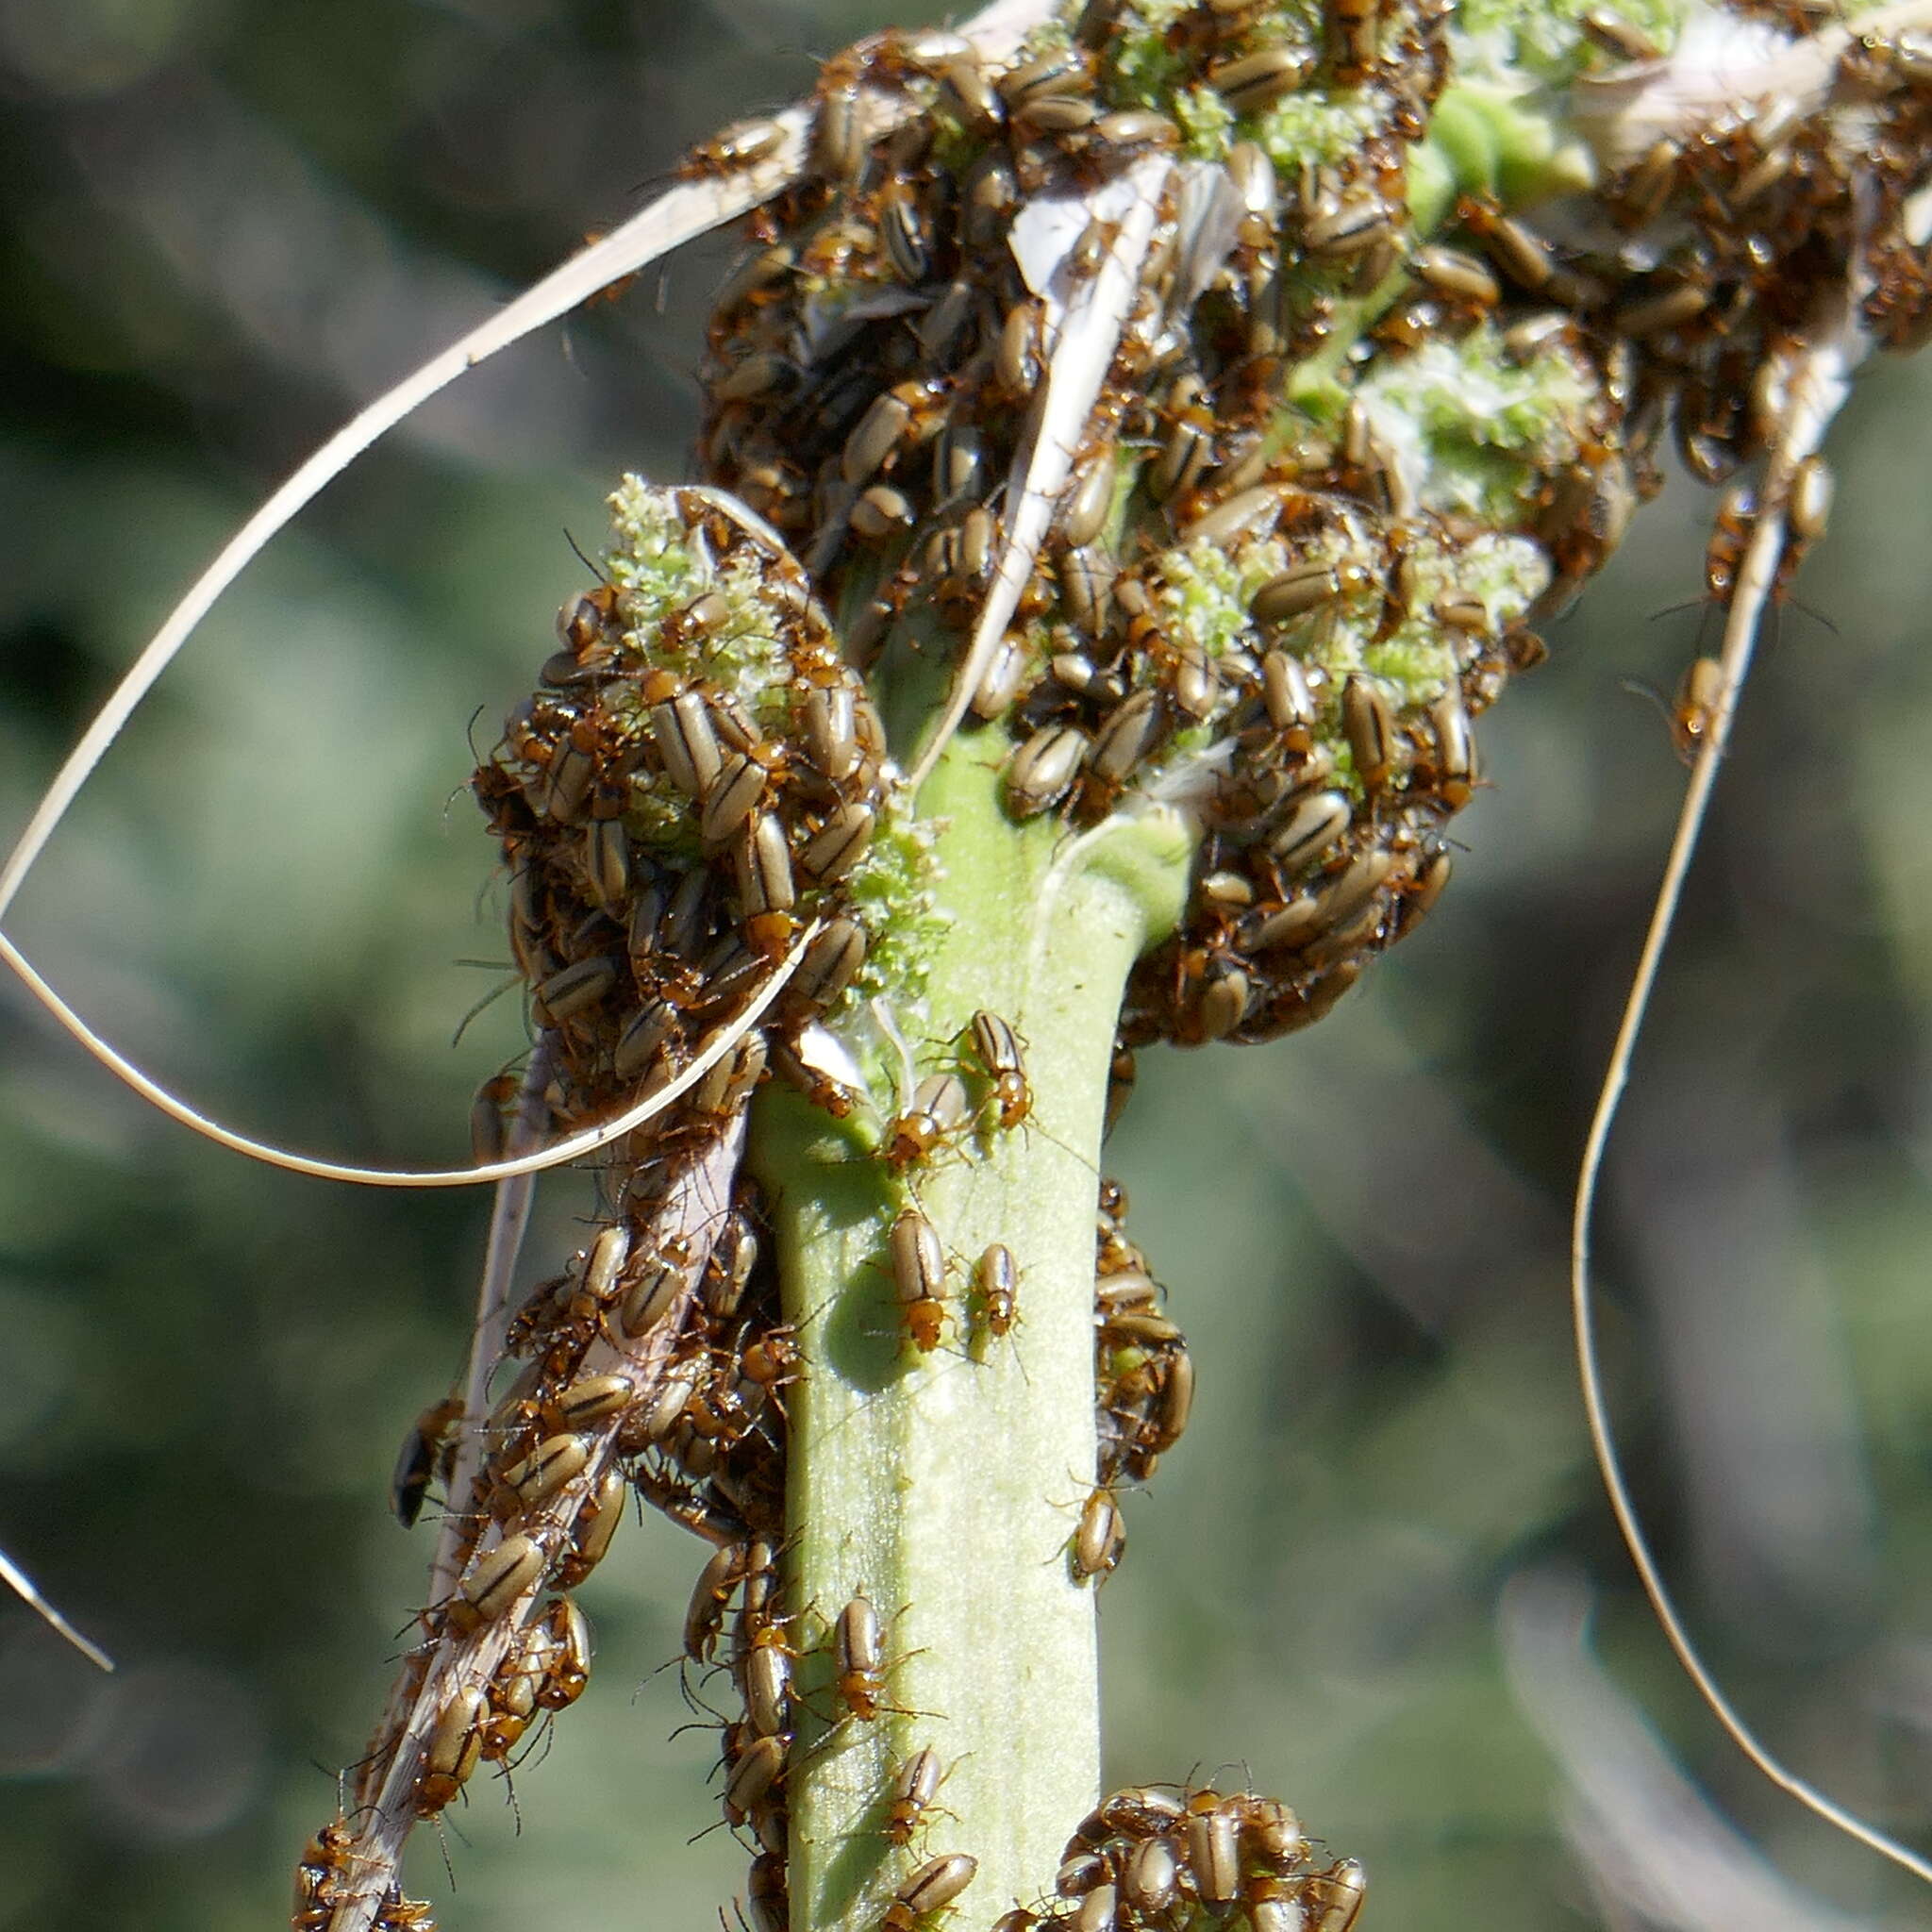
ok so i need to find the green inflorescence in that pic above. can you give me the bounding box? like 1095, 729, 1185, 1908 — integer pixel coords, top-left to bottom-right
1158, 536, 1307, 678
1356, 323, 1599, 519
1106, 29, 1193, 115
1173, 82, 1239, 156
601, 475, 945, 1014
1253, 91, 1386, 170
1104, 0, 1322, 120
1145, 510, 1546, 802
1453, 0, 1682, 84
1361, 527, 1548, 690
605, 479, 794, 712
1102, 0, 1607, 200
840, 810, 945, 1010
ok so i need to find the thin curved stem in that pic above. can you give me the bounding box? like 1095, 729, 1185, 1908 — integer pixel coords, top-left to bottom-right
1571, 320, 1932, 1886
428, 1042, 556, 1608
0, 1543, 112, 1673
0, 152, 807, 937
331, 1123, 746, 1932
0, 920, 811, 1188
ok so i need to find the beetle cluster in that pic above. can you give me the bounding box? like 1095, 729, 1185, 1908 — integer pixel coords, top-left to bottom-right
1094, 1179, 1191, 1496
295, 0, 1932, 1918
1586, 22, 1932, 488
1107, 505, 1535, 1051
682, 0, 1626, 1066
498, 1184, 790, 1557
1008, 1782, 1363, 1932
692, 0, 1468, 583
295, 1821, 436, 1932
299, 481, 933, 1924
314, 1169, 785, 1885
678, 0, 1932, 1074
432, 1169, 813, 1928
470, 480, 931, 1184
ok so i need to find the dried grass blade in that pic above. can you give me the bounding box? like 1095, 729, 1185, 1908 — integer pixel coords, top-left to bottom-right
1572, 314, 1932, 1886
906, 158, 1174, 791
0, 1542, 113, 1672
430, 1044, 555, 1607
0, 917, 813, 1186
329, 1122, 744, 1932
0, 140, 808, 938
0, 139, 808, 1178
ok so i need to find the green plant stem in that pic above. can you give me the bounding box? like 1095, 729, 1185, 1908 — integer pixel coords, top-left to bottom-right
750, 734, 1191, 1932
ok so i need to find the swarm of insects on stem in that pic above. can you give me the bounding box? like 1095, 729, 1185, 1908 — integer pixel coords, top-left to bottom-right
10, 0, 1932, 1923
285, 0, 1932, 1910
234, 0, 1932, 1912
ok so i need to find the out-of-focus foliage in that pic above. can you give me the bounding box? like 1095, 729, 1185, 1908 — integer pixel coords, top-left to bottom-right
4, 2, 1932, 1928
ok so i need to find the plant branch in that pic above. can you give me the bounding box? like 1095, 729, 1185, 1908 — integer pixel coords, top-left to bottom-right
752, 739, 1191, 1932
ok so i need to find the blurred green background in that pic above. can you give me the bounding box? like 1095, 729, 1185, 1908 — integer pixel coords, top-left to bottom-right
5, 2, 1932, 1926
